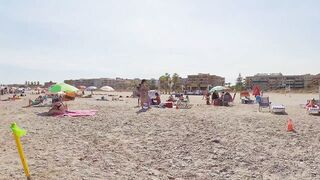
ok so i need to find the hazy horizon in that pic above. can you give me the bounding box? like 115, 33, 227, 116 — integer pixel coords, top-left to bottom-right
1, 0, 320, 84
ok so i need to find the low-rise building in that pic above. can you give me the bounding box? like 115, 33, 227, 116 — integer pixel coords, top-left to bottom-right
245, 73, 313, 90
43, 81, 56, 88
186, 73, 225, 91
64, 79, 95, 88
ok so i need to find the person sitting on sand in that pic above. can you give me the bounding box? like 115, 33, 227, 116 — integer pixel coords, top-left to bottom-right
24, 95, 44, 107
167, 95, 175, 102
48, 101, 67, 116
179, 94, 184, 101
186, 95, 190, 103
205, 93, 211, 105
211, 91, 219, 105
52, 94, 62, 104
151, 92, 161, 105
306, 99, 318, 108
12, 94, 17, 100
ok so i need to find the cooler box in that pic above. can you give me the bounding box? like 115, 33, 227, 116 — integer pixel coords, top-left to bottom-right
165, 102, 173, 108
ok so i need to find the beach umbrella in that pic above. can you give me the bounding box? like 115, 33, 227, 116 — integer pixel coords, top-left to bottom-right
209, 86, 230, 93
49, 83, 79, 93
86, 86, 97, 91
100, 86, 115, 92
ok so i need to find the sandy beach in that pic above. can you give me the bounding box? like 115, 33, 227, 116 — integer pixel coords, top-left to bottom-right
1, 92, 320, 179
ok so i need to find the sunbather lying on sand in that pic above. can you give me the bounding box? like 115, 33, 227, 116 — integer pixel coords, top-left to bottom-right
2, 94, 22, 101
24, 95, 45, 107
82, 94, 92, 98
96, 96, 108, 101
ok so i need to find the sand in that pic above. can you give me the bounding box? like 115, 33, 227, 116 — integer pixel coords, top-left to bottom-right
1, 92, 320, 179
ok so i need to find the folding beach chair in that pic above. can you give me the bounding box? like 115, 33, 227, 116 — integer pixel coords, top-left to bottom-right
308, 106, 320, 115
259, 97, 271, 112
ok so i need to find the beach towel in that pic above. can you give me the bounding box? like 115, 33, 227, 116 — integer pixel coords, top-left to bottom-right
33, 103, 52, 107
56, 110, 97, 117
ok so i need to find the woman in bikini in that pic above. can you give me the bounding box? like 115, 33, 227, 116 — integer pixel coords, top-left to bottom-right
139, 80, 149, 108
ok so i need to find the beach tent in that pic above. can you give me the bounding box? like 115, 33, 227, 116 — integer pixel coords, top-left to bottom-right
100, 86, 115, 92
252, 85, 261, 97
209, 86, 230, 93
49, 83, 79, 93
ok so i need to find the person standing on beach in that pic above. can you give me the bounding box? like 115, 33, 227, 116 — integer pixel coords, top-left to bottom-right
139, 79, 149, 107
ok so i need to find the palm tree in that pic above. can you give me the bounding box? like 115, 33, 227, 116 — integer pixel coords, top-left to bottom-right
159, 75, 167, 93
172, 73, 180, 92
159, 73, 171, 94
164, 73, 171, 94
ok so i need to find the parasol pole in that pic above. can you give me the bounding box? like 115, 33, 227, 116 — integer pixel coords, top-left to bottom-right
10, 123, 31, 180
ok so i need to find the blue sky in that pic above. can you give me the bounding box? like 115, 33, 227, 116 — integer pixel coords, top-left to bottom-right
0, 0, 320, 84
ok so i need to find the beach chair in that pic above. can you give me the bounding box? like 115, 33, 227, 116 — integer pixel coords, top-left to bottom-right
307, 106, 320, 115
259, 97, 271, 112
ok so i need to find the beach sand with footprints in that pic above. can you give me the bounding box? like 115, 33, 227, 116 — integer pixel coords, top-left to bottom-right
1, 92, 320, 179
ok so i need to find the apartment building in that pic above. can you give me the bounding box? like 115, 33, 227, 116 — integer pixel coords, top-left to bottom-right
245, 73, 311, 90
186, 73, 225, 91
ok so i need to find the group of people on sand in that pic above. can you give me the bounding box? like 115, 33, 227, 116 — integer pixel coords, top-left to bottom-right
167, 94, 189, 103
135, 79, 193, 109
25, 94, 68, 116
306, 98, 319, 108
204, 91, 234, 106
